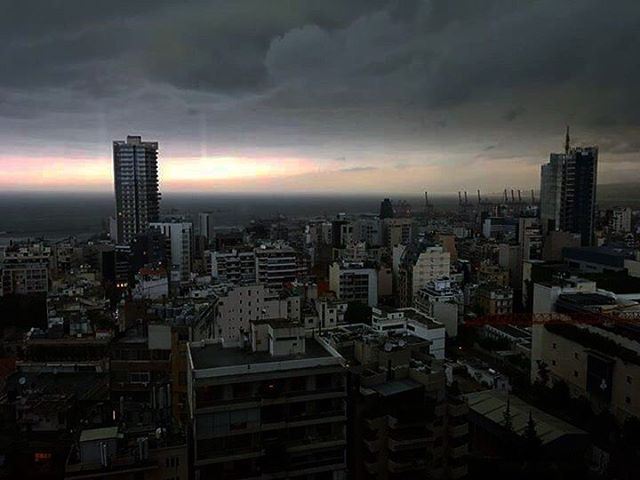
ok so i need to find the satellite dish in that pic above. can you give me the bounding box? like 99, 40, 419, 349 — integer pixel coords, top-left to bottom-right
18, 377, 26, 385
384, 343, 393, 352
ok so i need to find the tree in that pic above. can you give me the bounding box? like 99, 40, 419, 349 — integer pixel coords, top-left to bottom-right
503, 398, 514, 432
523, 411, 542, 455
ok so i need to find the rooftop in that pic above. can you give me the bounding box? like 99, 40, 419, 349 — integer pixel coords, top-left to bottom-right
465, 390, 586, 445
79, 427, 120, 443
189, 337, 334, 370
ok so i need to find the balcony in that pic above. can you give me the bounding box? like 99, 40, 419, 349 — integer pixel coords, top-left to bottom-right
448, 423, 469, 437
364, 436, 382, 453
448, 401, 468, 417
450, 443, 468, 458
387, 431, 430, 452
388, 458, 427, 473
364, 459, 379, 475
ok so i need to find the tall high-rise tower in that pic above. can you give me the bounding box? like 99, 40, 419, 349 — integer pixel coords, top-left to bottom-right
540, 130, 598, 246
113, 135, 160, 245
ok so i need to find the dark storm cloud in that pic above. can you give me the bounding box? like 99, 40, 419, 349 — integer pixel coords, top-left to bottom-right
1, 0, 640, 164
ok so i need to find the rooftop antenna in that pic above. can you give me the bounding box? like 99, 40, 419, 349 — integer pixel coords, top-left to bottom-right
517, 190, 522, 203
565, 125, 570, 154
503, 189, 508, 203
511, 189, 515, 203
458, 191, 462, 205
531, 189, 535, 203
464, 191, 468, 204
477, 189, 481, 204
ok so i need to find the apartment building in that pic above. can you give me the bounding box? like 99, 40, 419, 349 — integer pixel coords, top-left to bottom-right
193, 284, 301, 345
0, 243, 51, 296
211, 249, 256, 284
321, 324, 469, 480
187, 321, 348, 479
329, 261, 378, 307
255, 244, 304, 288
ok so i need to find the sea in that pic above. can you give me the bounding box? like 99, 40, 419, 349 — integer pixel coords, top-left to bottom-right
0, 186, 636, 244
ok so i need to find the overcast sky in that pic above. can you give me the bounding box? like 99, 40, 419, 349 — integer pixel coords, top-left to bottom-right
2, 0, 640, 193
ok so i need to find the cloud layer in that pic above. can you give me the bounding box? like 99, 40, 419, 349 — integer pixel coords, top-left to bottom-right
2, 0, 640, 192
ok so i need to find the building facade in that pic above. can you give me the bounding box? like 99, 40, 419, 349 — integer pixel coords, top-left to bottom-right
113, 136, 160, 245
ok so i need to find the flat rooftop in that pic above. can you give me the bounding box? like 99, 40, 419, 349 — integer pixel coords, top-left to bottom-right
465, 390, 586, 445
190, 338, 334, 370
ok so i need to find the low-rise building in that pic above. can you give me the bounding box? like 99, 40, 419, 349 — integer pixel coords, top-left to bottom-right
371, 307, 446, 359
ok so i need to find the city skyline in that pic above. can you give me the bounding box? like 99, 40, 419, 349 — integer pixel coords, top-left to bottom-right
2, 1, 640, 193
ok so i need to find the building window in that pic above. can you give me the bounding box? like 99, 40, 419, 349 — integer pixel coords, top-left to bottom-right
552, 343, 557, 350
573, 371, 578, 378
626, 396, 632, 404
551, 360, 557, 366
574, 352, 579, 360
627, 376, 633, 385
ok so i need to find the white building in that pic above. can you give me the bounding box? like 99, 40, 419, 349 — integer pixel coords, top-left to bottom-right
211, 249, 256, 284
370, 306, 446, 359
411, 246, 451, 298
132, 267, 169, 299
611, 207, 632, 234
414, 278, 463, 337
149, 221, 193, 283
329, 261, 378, 307
195, 284, 301, 346
255, 244, 301, 288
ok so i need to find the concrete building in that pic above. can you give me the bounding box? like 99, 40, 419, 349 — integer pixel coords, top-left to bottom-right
382, 218, 413, 247
255, 244, 302, 288
132, 267, 169, 300
398, 245, 451, 307
371, 306, 446, 359
498, 243, 522, 290
532, 276, 598, 314
194, 284, 301, 345
532, 317, 640, 421
113, 136, 160, 245
518, 217, 543, 262
540, 143, 598, 246
198, 212, 216, 245
187, 322, 348, 479
610, 207, 632, 234
321, 324, 469, 480
354, 216, 382, 246
475, 285, 513, 315
542, 230, 582, 262
563, 246, 640, 274
329, 262, 378, 307
150, 221, 193, 284
465, 390, 588, 464
0, 243, 51, 296
64, 427, 188, 480
414, 278, 463, 338
211, 249, 256, 285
